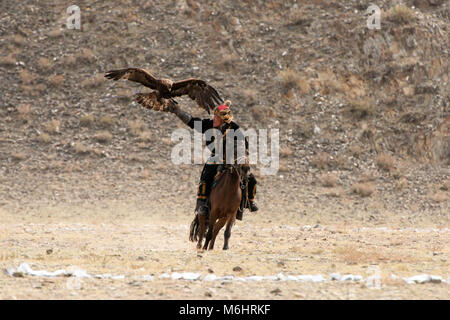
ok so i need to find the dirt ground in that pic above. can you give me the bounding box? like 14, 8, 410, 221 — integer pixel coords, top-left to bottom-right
1, 198, 449, 300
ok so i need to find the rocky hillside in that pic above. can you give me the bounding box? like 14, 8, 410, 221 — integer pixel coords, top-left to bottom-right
0, 0, 448, 224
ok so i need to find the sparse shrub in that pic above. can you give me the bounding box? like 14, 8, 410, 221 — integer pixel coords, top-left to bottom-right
38, 132, 51, 144
12, 34, 26, 46
251, 107, 264, 121
0, 54, 16, 66
278, 69, 302, 93
138, 130, 152, 142
216, 53, 238, 71
94, 130, 112, 143
99, 116, 115, 128
320, 173, 338, 187
242, 89, 258, 106
394, 177, 408, 190
139, 168, 151, 179
297, 78, 311, 94
64, 55, 77, 67
345, 99, 375, 120
386, 5, 415, 24
49, 74, 65, 87
80, 114, 95, 127
351, 182, 375, 197
127, 153, 144, 162
280, 146, 293, 158
128, 119, 143, 136
312, 152, 331, 170
48, 29, 62, 38
17, 104, 32, 121
45, 119, 61, 134
428, 191, 447, 203
37, 57, 52, 72
76, 48, 95, 64
11, 152, 27, 161
21, 84, 45, 96
376, 153, 395, 172
20, 70, 38, 85
349, 144, 363, 158
73, 142, 89, 154
81, 75, 104, 88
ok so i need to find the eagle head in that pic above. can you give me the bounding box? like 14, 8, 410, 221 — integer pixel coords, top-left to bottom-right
161, 79, 173, 91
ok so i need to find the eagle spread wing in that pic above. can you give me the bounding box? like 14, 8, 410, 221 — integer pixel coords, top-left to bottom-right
170, 79, 223, 114
105, 67, 224, 114
104, 68, 158, 89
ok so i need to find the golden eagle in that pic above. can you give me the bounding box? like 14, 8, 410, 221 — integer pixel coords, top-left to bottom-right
104, 68, 223, 114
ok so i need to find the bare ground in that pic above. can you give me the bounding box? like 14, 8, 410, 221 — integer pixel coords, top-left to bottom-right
1, 198, 449, 300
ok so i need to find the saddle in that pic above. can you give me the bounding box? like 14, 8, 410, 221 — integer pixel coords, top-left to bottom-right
207, 165, 249, 218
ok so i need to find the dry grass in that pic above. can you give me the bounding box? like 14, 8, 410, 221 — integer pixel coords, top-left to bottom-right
76, 49, 95, 64
80, 114, 95, 127
128, 119, 144, 136
94, 131, 113, 143
21, 84, 46, 96
278, 69, 302, 93
138, 130, 152, 142
242, 88, 259, 105
12, 34, 26, 46
334, 246, 389, 265
280, 146, 293, 158
319, 173, 338, 188
48, 29, 63, 38
0, 54, 16, 66
99, 116, 115, 128
386, 5, 415, 24
81, 75, 104, 88
394, 177, 408, 190
64, 55, 77, 67
20, 70, 38, 85
351, 182, 375, 197
215, 53, 239, 71
11, 152, 27, 161
376, 153, 396, 172
349, 145, 362, 159
38, 133, 52, 144
312, 152, 331, 170
345, 99, 375, 120
48, 74, 65, 87
37, 57, 52, 72
139, 168, 151, 180
73, 142, 89, 155
428, 191, 447, 203
45, 119, 61, 134
17, 104, 32, 121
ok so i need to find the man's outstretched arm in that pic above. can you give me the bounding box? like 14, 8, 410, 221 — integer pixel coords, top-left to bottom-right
169, 102, 192, 125
169, 101, 213, 133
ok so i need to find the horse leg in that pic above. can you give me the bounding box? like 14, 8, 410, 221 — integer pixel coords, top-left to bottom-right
223, 215, 236, 250
203, 219, 214, 250
209, 216, 227, 250
196, 214, 206, 249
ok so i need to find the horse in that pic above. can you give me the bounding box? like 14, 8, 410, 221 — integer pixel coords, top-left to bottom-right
189, 164, 248, 250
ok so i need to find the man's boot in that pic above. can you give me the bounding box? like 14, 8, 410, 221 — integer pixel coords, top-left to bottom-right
196, 198, 209, 217
249, 201, 259, 212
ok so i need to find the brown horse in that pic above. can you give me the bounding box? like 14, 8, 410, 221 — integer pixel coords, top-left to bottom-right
189, 164, 248, 250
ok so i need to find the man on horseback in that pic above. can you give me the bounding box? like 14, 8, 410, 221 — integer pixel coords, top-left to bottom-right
168, 101, 258, 220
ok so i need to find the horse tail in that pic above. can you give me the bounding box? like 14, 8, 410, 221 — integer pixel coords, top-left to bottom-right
189, 215, 199, 242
